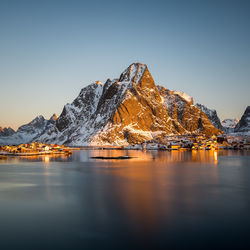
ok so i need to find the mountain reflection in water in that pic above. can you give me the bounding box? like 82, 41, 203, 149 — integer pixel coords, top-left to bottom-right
0, 150, 250, 250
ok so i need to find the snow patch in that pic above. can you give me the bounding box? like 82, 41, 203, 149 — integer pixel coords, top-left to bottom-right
173, 91, 193, 104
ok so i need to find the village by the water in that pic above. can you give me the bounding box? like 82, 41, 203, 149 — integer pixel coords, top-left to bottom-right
0, 142, 73, 157
0, 134, 249, 158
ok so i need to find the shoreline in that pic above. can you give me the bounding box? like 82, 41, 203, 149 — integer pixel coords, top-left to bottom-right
1, 146, 249, 158
0, 151, 72, 157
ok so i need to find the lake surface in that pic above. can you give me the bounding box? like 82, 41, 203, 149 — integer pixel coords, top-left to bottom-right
0, 150, 250, 250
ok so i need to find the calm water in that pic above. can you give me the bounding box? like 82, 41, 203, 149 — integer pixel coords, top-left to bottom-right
0, 150, 250, 250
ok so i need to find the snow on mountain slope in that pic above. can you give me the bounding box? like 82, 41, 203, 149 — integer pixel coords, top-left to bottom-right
158, 87, 220, 136
0, 127, 15, 137
221, 118, 239, 133
195, 103, 223, 130
37, 63, 222, 146
38, 63, 174, 145
0, 115, 57, 145
234, 106, 250, 134
173, 91, 193, 104
222, 119, 239, 128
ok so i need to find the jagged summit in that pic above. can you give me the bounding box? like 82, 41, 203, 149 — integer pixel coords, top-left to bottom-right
0, 127, 15, 137
222, 118, 239, 133
119, 63, 147, 83
196, 103, 223, 130
30, 115, 45, 125
222, 118, 239, 129
95, 80, 103, 85
0, 115, 57, 145
37, 63, 221, 146
49, 114, 58, 121
235, 106, 250, 133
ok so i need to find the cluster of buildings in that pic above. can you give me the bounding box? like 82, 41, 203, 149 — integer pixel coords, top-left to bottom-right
0, 135, 250, 155
129, 135, 250, 151
0, 142, 72, 156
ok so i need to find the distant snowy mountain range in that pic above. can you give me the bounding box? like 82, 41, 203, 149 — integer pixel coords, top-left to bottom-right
221, 118, 239, 133
0, 63, 249, 145
0, 114, 57, 145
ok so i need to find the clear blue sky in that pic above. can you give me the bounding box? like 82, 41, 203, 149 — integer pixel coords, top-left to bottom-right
0, 0, 249, 130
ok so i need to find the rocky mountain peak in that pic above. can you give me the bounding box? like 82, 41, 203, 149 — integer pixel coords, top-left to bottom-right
0, 127, 15, 137
37, 63, 222, 146
0, 115, 57, 145
195, 103, 223, 130
95, 80, 103, 85
245, 106, 250, 114
119, 63, 147, 83
235, 106, 250, 133
49, 114, 58, 121
31, 115, 45, 124
221, 119, 239, 129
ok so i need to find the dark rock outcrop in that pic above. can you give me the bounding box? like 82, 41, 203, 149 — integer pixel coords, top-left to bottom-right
234, 106, 250, 133
196, 103, 223, 130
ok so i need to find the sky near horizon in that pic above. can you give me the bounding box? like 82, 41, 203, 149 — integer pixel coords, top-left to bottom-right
0, 0, 249, 130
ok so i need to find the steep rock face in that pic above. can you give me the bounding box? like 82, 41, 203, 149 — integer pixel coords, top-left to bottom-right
39, 64, 176, 145
38, 63, 222, 146
222, 118, 239, 133
50, 114, 58, 122
92, 65, 176, 144
158, 87, 221, 136
234, 106, 250, 133
0, 127, 15, 137
17, 115, 47, 135
39, 82, 105, 144
0, 115, 57, 145
196, 103, 223, 130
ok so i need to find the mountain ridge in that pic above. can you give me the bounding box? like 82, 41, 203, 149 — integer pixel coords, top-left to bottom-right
3, 63, 248, 146
37, 63, 222, 146
234, 106, 250, 134
0, 115, 58, 145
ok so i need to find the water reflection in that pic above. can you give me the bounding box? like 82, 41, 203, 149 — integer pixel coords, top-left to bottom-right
0, 150, 250, 249
87, 149, 229, 164
1, 149, 249, 166
0, 153, 72, 164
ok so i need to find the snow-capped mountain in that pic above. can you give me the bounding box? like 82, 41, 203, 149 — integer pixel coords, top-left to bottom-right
172, 91, 193, 104
37, 63, 221, 146
195, 103, 223, 130
234, 106, 250, 134
158, 87, 220, 136
0, 127, 15, 137
222, 118, 239, 128
221, 118, 239, 133
0, 114, 57, 145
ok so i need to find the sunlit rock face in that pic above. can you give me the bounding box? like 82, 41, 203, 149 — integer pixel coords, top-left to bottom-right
37, 63, 222, 146
0, 115, 58, 145
92, 65, 176, 145
158, 87, 221, 136
234, 106, 250, 133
